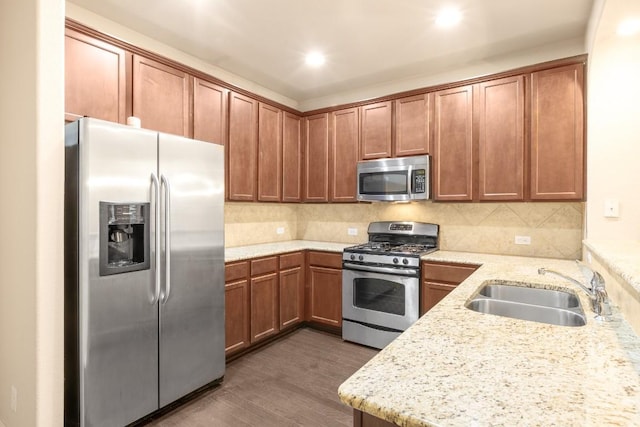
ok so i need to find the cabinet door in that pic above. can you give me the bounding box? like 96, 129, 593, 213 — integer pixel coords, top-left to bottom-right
258, 103, 283, 202
225, 279, 250, 355
307, 266, 342, 327
478, 76, 525, 201
250, 273, 279, 343
330, 108, 360, 202
360, 101, 392, 159
421, 282, 457, 315
530, 64, 585, 200
132, 55, 190, 136
64, 28, 127, 124
394, 94, 430, 157
282, 112, 303, 202
193, 78, 227, 145
421, 261, 478, 315
304, 113, 330, 202
228, 92, 259, 201
432, 85, 474, 201
279, 266, 304, 329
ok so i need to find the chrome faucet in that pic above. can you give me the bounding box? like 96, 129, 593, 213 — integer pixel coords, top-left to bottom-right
538, 261, 612, 321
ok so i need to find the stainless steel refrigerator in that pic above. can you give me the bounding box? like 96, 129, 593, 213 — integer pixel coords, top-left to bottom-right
64, 118, 225, 426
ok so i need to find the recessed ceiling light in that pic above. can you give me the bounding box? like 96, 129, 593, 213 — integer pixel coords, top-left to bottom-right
305, 51, 325, 67
435, 7, 462, 28
617, 18, 640, 37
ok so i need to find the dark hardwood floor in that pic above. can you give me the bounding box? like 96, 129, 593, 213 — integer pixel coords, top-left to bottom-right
146, 328, 378, 426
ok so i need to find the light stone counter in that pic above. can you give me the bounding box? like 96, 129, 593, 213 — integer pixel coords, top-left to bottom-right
224, 240, 350, 262
339, 251, 640, 426
583, 239, 640, 296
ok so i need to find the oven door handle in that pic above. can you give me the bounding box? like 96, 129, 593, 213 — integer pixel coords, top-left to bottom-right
342, 262, 419, 277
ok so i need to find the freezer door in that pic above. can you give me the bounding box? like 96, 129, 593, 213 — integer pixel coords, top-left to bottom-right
158, 134, 225, 407
76, 118, 160, 426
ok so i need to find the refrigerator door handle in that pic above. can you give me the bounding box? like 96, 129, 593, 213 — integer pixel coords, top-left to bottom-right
151, 173, 161, 305
160, 174, 171, 304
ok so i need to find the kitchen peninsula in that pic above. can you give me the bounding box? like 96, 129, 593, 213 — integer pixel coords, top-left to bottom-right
338, 251, 640, 427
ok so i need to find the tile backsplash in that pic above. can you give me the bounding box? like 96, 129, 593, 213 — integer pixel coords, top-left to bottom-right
226, 201, 584, 260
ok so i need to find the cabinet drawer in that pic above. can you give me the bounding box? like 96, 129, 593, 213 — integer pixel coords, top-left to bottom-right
422, 262, 479, 284
280, 252, 304, 269
251, 256, 278, 276
308, 251, 342, 269
225, 261, 249, 283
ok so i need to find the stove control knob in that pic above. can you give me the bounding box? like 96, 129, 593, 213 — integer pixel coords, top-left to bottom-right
402, 258, 409, 265
350, 254, 356, 261
358, 255, 364, 261
393, 258, 399, 264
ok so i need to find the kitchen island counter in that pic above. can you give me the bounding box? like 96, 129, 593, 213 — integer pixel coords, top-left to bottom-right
339, 251, 640, 426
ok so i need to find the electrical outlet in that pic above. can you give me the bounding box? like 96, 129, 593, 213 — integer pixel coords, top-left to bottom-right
514, 235, 531, 245
276, 227, 285, 235
11, 385, 17, 412
347, 228, 358, 236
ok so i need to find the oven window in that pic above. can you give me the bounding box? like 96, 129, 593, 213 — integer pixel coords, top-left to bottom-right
359, 171, 408, 195
353, 278, 405, 316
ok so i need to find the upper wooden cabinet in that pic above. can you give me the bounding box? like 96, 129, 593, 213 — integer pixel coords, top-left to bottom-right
193, 78, 227, 145
478, 75, 525, 201
257, 103, 283, 202
394, 94, 430, 157
530, 63, 585, 200
432, 85, 475, 201
132, 55, 191, 137
228, 92, 259, 201
64, 28, 127, 124
304, 113, 330, 202
360, 101, 393, 159
330, 108, 360, 202
282, 112, 303, 202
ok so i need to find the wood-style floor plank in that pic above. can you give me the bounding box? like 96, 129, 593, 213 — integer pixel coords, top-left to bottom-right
145, 328, 378, 426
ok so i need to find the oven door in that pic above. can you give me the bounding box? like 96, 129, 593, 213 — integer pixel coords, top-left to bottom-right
342, 266, 420, 332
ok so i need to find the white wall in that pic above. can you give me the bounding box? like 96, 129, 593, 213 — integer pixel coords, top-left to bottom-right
0, 0, 65, 426
586, 0, 640, 240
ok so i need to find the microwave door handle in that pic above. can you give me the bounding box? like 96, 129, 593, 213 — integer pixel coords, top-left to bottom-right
407, 165, 413, 194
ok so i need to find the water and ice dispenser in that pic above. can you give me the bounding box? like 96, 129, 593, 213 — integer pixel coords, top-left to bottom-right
99, 202, 150, 276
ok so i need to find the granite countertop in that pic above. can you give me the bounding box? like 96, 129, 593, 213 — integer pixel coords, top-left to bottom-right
583, 239, 640, 296
224, 240, 351, 262
339, 251, 640, 426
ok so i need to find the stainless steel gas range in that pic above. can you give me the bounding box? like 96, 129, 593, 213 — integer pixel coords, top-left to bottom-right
342, 221, 439, 349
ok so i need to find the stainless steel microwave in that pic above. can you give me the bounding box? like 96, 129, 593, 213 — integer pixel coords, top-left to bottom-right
357, 155, 430, 202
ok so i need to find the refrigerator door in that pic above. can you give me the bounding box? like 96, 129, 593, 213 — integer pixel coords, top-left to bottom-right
77, 119, 160, 425
158, 134, 225, 407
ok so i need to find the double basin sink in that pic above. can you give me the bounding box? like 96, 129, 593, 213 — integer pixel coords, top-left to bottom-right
465, 281, 587, 327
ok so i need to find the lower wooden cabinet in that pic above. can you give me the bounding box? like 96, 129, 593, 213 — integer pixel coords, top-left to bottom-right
250, 257, 279, 343
224, 261, 250, 355
225, 252, 307, 357
279, 252, 305, 329
353, 410, 396, 427
421, 261, 479, 314
306, 251, 343, 328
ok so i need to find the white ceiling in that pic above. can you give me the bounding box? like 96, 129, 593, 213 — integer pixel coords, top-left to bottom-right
68, 0, 595, 110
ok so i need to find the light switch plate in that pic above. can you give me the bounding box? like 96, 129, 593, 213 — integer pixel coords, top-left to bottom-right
347, 228, 358, 236
276, 227, 285, 235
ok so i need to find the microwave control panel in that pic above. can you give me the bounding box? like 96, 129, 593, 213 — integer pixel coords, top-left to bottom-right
412, 169, 426, 194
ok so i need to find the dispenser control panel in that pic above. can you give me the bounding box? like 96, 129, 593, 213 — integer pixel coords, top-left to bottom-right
99, 202, 150, 276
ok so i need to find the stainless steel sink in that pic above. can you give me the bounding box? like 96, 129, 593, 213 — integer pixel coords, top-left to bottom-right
478, 283, 580, 309
465, 281, 586, 327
